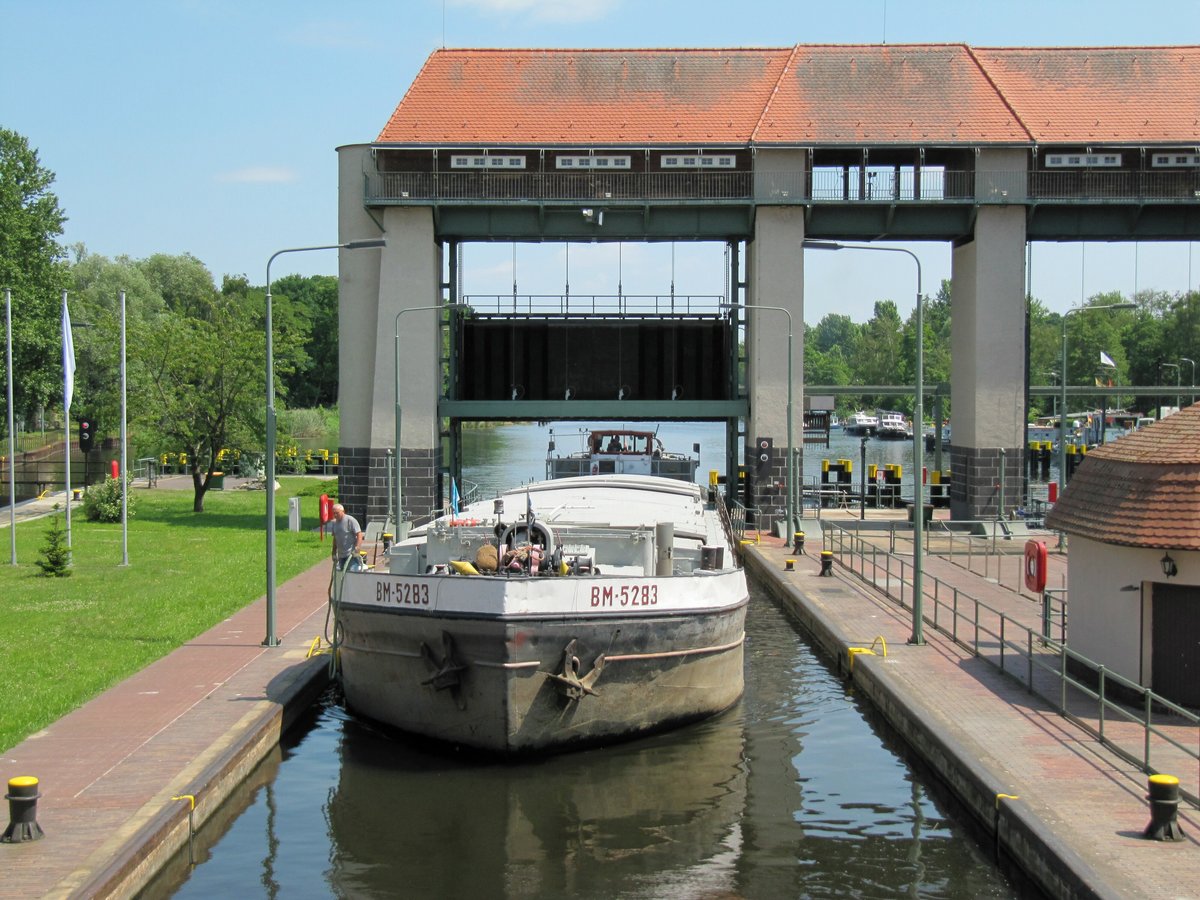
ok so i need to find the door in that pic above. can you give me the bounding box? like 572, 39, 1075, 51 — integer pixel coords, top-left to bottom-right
1152, 582, 1200, 708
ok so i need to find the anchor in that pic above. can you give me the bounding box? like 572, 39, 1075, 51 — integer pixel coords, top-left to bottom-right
546, 638, 605, 701
420, 631, 468, 708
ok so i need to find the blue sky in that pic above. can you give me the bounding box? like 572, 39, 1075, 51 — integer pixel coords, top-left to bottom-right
3, 0, 1199, 323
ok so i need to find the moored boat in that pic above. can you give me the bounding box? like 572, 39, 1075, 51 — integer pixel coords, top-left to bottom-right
546, 427, 700, 482
842, 411, 878, 436
874, 410, 911, 440
332, 474, 748, 754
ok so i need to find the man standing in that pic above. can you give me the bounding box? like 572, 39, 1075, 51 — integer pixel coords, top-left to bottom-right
330, 503, 364, 572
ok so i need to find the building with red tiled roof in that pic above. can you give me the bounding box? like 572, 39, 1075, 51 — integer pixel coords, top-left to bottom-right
1045, 405, 1200, 708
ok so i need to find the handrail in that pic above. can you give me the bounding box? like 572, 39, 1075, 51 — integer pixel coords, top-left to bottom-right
364, 168, 1200, 206
824, 520, 1200, 808
463, 293, 724, 317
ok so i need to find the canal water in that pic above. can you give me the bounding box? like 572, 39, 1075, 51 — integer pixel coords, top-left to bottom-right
138, 423, 1032, 897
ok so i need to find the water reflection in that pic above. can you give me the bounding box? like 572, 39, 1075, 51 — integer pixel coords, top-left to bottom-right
146, 588, 1020, 899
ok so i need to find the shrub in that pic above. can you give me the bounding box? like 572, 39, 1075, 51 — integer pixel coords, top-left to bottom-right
36, 507, 71, 577
82, 475, 137, 523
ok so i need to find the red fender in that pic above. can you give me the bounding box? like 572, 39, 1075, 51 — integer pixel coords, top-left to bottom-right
1024, 540, 1048, 593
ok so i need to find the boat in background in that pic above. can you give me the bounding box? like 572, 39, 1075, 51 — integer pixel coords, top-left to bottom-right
546, 428, 700, 482
332, 474, 748, 754
875, 411, 911, 440
841, 411, 878, 437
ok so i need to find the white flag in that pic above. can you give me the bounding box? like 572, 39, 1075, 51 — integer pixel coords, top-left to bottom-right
62, 294, 75, 411
1099, 350, 1116, 368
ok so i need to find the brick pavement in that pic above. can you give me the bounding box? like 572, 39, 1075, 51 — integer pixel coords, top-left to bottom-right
744, 520, 1200, 900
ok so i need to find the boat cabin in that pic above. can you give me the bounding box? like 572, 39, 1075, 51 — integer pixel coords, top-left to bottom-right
546, 429, 700, 482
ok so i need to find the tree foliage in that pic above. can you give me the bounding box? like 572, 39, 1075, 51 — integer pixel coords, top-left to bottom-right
0, 128, 70, 422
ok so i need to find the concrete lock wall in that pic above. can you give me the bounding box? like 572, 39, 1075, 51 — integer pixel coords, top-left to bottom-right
745, 204, 805, 531
950, 153, 1028, 520
337, 144, 442, 526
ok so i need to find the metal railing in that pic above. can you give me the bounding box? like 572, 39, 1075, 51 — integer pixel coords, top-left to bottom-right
825, 520, 1200, 807
463, 293, 724, 317
365, 168, 1200, 206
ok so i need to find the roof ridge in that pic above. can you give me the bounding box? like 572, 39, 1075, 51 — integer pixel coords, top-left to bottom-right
964, 45, 1034, 143
751, 44, 803, 144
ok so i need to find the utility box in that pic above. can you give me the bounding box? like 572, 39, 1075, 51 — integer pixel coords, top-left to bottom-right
288, 497, 302, 532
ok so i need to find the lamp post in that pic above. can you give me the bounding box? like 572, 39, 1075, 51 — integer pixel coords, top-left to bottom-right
263, 238, 385, 648
1057, 303, 1135, 498
5, 289, 14, 565
804, 240, 924, 645
719, 302, 794, 535
1182, 357, 1195, 406
1161, 361, 1181, 413
394, 303, 467, 533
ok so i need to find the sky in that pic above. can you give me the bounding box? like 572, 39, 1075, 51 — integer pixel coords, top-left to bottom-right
3, 0, 1199, 325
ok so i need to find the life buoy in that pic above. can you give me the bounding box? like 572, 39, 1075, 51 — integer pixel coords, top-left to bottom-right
318, 494, 333, 524
501, 519, 555, 551
1024, 540, 1048, 593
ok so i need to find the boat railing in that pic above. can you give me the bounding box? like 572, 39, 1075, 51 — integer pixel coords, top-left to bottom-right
823, 520, 1200, 808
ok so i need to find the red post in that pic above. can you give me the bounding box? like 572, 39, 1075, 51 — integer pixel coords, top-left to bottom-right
1048, 482, 1058, 503
110, 459, 119, 479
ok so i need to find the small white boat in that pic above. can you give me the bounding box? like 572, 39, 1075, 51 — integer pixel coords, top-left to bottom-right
546, 428, 699, 482
332, 474, 748, 754
875, 411, 911, 440
842, 411, 878, 436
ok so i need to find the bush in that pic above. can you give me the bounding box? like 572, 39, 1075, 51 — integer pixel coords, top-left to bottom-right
82, 475, 137, 523
36, 507, 71, 577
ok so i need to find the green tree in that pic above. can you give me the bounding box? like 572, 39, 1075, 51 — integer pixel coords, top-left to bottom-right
271, 274, 337, 407
857, 300, 905, 409
0, 128, 70, 423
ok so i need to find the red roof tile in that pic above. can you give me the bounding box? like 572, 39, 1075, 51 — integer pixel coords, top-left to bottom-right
971, 47, 1200, 143
377, 45, 1200, 148
1045, 404, 1200, 549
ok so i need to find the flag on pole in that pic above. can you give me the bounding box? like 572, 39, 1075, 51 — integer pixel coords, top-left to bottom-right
62, 296, 76, 411
1099, 350, 1116, 368
451, 478, 461, 515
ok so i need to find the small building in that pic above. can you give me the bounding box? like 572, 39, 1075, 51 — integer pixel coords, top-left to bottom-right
1045, 404, 1200, 708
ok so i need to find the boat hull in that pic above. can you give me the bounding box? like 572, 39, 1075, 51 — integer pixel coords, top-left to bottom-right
337, 573, 746, 754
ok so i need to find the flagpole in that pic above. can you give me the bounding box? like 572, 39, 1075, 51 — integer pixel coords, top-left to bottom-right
119, 290, 128, 566
6, 289, 16, 565
61, 290, 73, 554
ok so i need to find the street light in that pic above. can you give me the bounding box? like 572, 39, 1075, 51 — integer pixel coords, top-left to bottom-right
1161, 361, 1181, 413
719, 301, 794, 535
804, 240, 924, 645
394, 303, 467, 533
264, 238, 385, 648
1058, 303, 1135, 498
1182, 357, 1195, 406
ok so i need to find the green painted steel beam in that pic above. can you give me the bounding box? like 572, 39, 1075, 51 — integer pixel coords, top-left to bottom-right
431, 205, 755, 241
440, 399, 748, 420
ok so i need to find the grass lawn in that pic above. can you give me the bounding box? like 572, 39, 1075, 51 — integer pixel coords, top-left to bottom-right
0, 477, 334, 753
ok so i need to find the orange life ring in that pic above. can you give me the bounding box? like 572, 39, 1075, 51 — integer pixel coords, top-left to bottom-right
1024, 540, 1047, 593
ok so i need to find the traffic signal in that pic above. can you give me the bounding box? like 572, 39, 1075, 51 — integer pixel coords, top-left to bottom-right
78, 418, 96, 453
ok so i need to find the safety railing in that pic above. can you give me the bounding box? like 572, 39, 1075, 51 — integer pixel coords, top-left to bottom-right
825, 520, 1200, 807
365, 168, 1200, 206
463, 294, 725, 317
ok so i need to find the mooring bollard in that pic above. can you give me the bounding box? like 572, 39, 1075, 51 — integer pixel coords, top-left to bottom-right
382, 532, 393, 553
784, 558, 795, 571
819, 550, 834, 577
1143, 774, 1185, 841
793, 531, 806, 555
2, 776, 44, 843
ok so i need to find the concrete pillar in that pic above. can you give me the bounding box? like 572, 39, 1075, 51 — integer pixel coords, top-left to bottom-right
949, 156, 1027, 519
744, 204, 805, 532
337, 145, 443, 526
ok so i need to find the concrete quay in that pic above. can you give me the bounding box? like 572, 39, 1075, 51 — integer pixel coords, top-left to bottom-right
743, 513, 1200, 900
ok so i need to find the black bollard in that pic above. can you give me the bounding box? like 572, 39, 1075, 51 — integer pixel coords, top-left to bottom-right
2, 776, 44, 843
793, 531, 806, 555
1143, 774, 1185, 841
819, 550, 834, 576
382, 532, 393, 552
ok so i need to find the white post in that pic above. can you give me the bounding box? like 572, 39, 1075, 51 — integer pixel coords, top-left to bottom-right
120, 290, 129, 566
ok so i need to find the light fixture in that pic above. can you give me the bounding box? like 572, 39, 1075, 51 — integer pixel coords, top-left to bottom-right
581, 208, 603, 225
1161, 552, 1178, 578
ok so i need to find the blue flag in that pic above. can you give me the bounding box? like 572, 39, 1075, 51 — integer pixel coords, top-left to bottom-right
451, 478, 461, 515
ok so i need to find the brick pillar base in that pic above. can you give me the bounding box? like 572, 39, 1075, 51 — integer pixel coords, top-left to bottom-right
745, 440, 791, 534
949, 445, 1025, 520
338, 446, 437, 528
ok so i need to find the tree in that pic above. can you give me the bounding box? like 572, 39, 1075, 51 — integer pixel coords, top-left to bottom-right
857, 300, 905, 409
0, 128, 70, 423
271, 274, 337, 407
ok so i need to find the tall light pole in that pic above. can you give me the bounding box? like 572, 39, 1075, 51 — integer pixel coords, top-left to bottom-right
394, 302, 467, 533
1161, 361, 1181, 413
1058, 303, 1135, 497
1182, 357, 1195, 406
5, 289, 15, 565
263, 238, 385, 648
805, 240, 924, 645
719, 302, 794, 536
